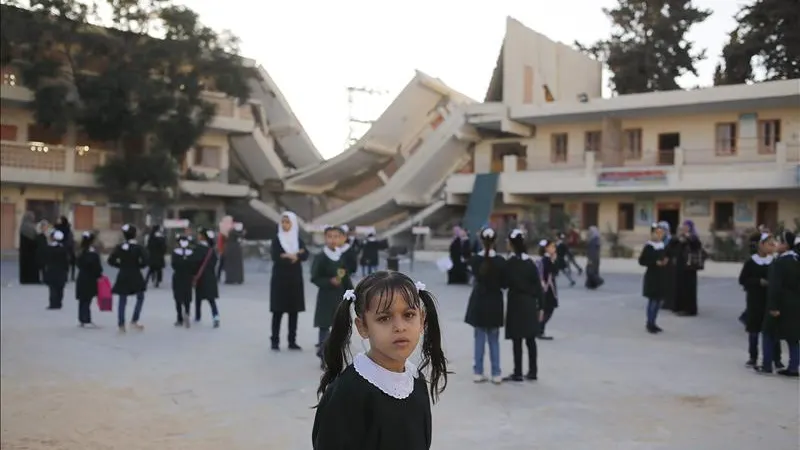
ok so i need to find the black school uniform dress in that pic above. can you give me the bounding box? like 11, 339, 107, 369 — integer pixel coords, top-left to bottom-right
738, 253, 780, 365
108, 240, 148, 327
464, 251, 507, 330
360, 238, 382, 275
193, 242, 220, 324
44, 241, 70, 309
171, 245, 197, 326
75, 247, 103, 324
312, 353, 431, 450
311, 247, 354, 352
146, 231, 167, 287
537, 255, 559, 337
639, 240, 667, 330
504, 252, 543, 378
340, 239, 359, 276
760, 249, 800, 374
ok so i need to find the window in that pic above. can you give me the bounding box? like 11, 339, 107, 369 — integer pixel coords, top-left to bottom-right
622, 129, 642, 160
194, 146, 221, 168
757, 120, 780, 154
715, 123, 737, 155
618, 203, 635, 231
713, 201, 734, 231
523, 65, 534, 104
1, 124, 18, 141
27, 124, 63, 145
582, 202, 599, 228
585, 131, 601, 153
72, 205, 94, 230
551, 133, 568, 163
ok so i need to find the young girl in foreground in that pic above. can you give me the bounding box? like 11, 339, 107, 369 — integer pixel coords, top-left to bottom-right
639, 223, 668, 333
312, 271, 448, 450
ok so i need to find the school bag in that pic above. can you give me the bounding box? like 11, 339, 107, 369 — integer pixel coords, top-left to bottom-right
97, 275, 113, 312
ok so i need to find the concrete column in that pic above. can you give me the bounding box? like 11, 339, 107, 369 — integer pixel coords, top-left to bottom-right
503, 154, 518, 173
775, 142, 787, 165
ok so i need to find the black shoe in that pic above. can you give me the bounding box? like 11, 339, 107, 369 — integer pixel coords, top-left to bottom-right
194, 317, 201, 323
775, 361, 785, 369
754, 366, 773, 374
271, 342, 280, 351
537, 334, 553, 340
46, 306, 61, 310
745, 359, 756, 368
646, 324, 658, 334
777, 369, 799, 378
569, 280, 576, 287
653, 325, 663, 333
502, 374, 524, 382
525, 371, 538, 381
288, 343, 302, 351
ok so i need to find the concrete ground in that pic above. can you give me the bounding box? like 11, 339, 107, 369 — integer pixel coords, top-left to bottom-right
1, 259, 797, 450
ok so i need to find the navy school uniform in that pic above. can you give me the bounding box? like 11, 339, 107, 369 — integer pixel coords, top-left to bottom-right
739, 254, 781, 366
171, 245, 198, 326
638, 240, 667, 331
193, 242, 220, 325
44, 241, 70, 309
535, 255, 559, 338
75, 247, 103, 324
504, 252, 543, 379
107, 239, 148, 327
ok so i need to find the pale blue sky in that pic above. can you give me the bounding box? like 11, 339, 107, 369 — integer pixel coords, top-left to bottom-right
179, 0, 746, 158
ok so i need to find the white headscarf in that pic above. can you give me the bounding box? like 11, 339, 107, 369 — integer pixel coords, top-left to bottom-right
278, 211, 300, 254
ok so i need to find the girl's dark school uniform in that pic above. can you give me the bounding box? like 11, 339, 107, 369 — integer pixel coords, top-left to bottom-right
44, 239, 70, 310
504, 252, 542, 379
359, 237, 384, 276
312, 354, 431, 450
464, 251, 506, 379
311, 248, 353, 357
108, 239, 149, 328
146, 229, 167, 287
340, 239, 359, 276
760, 249, 800, 375
193, 242, 220, 327
639, 240, 667, 331
536, 255, 559, 339
739, 254, 781, 366
75, 247, 103, 325
171, 244, 197, 326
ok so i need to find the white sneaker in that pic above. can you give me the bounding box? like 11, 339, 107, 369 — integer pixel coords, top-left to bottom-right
490, 376, 503, 385
473, 374, 488, 383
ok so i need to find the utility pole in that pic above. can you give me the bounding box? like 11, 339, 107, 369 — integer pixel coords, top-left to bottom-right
344, 86, 389, 149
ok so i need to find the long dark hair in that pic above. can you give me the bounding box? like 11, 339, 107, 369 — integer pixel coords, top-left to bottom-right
508, 229, 526, 257
317, 271, 449, 403
479, 227, 497, 276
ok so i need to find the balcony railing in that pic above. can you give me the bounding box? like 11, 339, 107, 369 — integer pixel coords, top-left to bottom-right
1, 140, 108, 174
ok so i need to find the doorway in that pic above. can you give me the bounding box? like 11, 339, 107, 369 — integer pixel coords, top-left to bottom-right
756, 201, 778, 231
657, 133, 680, 165
657, 207, 680, 235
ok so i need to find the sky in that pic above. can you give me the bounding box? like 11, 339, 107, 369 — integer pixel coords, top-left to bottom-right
178, 0, 748, 159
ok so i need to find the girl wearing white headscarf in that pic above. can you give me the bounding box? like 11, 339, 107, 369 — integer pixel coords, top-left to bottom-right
270, 212, 309, 351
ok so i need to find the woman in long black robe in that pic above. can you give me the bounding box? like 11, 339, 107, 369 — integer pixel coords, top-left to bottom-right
18, 211, 40, 284
54, 216, 76, 281
672, 220, 703, 316
270, 212, 308, 350
585, 226, 604, 289
224, 224, 245, 284
446, 227, 469, 285
145, 225, 167, 288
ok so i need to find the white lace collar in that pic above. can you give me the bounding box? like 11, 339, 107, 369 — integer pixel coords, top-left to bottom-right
647, 241, 665, 250
174, 248, 193, 256
779, 250, 798, 259
353, 352, 418, 400
510, 252, 531, 260
338, 243, 351, 253
478, 249, 497, 257
323, 246, 341, 261
751, 254, 773, 265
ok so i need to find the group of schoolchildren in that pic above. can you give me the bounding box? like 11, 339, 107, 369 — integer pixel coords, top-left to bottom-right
40, 223, 223, 332
460, 227, 561, 384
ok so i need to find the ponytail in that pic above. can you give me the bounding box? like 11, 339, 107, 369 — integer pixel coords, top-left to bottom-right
508, 229, 525, 258
316, 299, 354, 401
80, 231, 95, 254
478, 227, 497, 276
417, 290, 449, 403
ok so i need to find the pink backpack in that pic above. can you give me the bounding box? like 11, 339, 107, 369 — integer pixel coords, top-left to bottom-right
97, 275, 113, 311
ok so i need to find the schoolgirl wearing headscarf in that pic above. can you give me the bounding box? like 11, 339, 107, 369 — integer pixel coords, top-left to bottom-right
270, 212, 308, 350
43, 228, 70, 310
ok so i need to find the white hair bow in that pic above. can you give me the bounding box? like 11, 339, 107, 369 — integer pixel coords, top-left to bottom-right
414, 281, 426, 292
121, 224, 130, 232
206, 230, 215, 239
510, 229, 523, 239
538, 239, 548, 247
82, 231, 92, 238
481, 228, 495, 239
52, 230, 64, 241
343, 289, 356, 302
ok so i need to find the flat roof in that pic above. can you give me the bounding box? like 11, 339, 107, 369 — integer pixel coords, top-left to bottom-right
510, 79, 800, 125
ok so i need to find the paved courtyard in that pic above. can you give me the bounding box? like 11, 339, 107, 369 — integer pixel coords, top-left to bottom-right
1, 258, 798, 449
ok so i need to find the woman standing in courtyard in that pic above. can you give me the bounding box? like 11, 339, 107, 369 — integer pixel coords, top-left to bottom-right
269, 212, 308, 350
671, 220, 704, 316
18, 211, 40, 284
584, 226, 604, 290
503, 229, 541, 381
224, 222, 245, 285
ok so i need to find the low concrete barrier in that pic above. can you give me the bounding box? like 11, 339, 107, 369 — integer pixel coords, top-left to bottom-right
410, 251, 741, 278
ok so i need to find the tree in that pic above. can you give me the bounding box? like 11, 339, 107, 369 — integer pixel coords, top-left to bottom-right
576, 0, 711, 94
0, 0, 251, 207
714, 0, 800, 85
